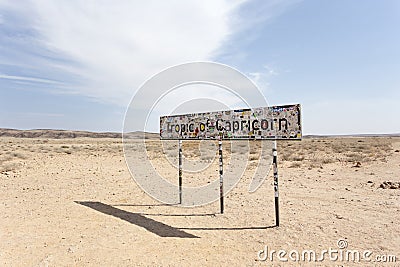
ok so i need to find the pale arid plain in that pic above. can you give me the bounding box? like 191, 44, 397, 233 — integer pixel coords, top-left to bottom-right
1, 129, 399, 266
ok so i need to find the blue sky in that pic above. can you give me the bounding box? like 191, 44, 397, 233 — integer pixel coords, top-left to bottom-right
1, 0, 399, 134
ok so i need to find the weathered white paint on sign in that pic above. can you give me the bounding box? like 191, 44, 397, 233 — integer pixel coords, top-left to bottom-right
160, 104, 301, 140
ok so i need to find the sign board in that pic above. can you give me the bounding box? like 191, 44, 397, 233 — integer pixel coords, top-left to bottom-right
160, 104, 301, 140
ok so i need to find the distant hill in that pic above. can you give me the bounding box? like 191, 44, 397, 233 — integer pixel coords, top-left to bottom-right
1, 128, 398, 139
0, 128, 159, 139
304, 133, 400, 138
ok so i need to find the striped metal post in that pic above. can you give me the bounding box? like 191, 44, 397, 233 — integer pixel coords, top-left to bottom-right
178, 140, 182, 204
218, 135, 224, 214
272, 141, 279, 226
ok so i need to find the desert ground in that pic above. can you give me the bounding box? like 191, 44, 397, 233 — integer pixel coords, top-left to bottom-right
0, 132, 399, 266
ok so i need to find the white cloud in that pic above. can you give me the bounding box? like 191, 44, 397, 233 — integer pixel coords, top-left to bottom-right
1, 0, 254, 106
248, 64, 280, 94
1, 1, 301, 113
264, 64, 279, 76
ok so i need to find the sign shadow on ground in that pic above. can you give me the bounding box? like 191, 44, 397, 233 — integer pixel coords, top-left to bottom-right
75, 201, 199, 238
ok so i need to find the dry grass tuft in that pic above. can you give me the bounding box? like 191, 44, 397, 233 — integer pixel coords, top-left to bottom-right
288, 162, 302, 168
278, 137, 393, 166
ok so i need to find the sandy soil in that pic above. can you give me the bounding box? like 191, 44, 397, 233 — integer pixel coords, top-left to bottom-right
0, 136, 399, 266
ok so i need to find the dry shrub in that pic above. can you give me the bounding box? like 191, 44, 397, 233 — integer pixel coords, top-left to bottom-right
0, 162, 19, 172
321, 157, 335, 164
292, 155, 305, 161
288, 162, 301, 168
308, 162, 322, 169
249, 155, 259, 161
277, 137, 394, 165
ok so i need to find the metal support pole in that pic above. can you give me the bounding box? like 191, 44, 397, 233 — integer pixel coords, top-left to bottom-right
218, 135, 224, 214
272, 141, 279, 226
178, 140, 182, 204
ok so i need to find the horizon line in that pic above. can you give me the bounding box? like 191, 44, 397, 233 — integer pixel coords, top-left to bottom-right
1, 127, 399, 138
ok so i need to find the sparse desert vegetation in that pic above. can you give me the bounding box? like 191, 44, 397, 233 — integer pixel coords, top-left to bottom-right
278, 137, 393, 169
0, 134, 399, 266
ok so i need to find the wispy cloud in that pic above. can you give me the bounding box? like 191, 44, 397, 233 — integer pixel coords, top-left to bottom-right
248, 64, 280, 94
0, 1, 247, 105
18, 112, 64, 118
0, 1, 300, 107
0, 73, 62, 85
